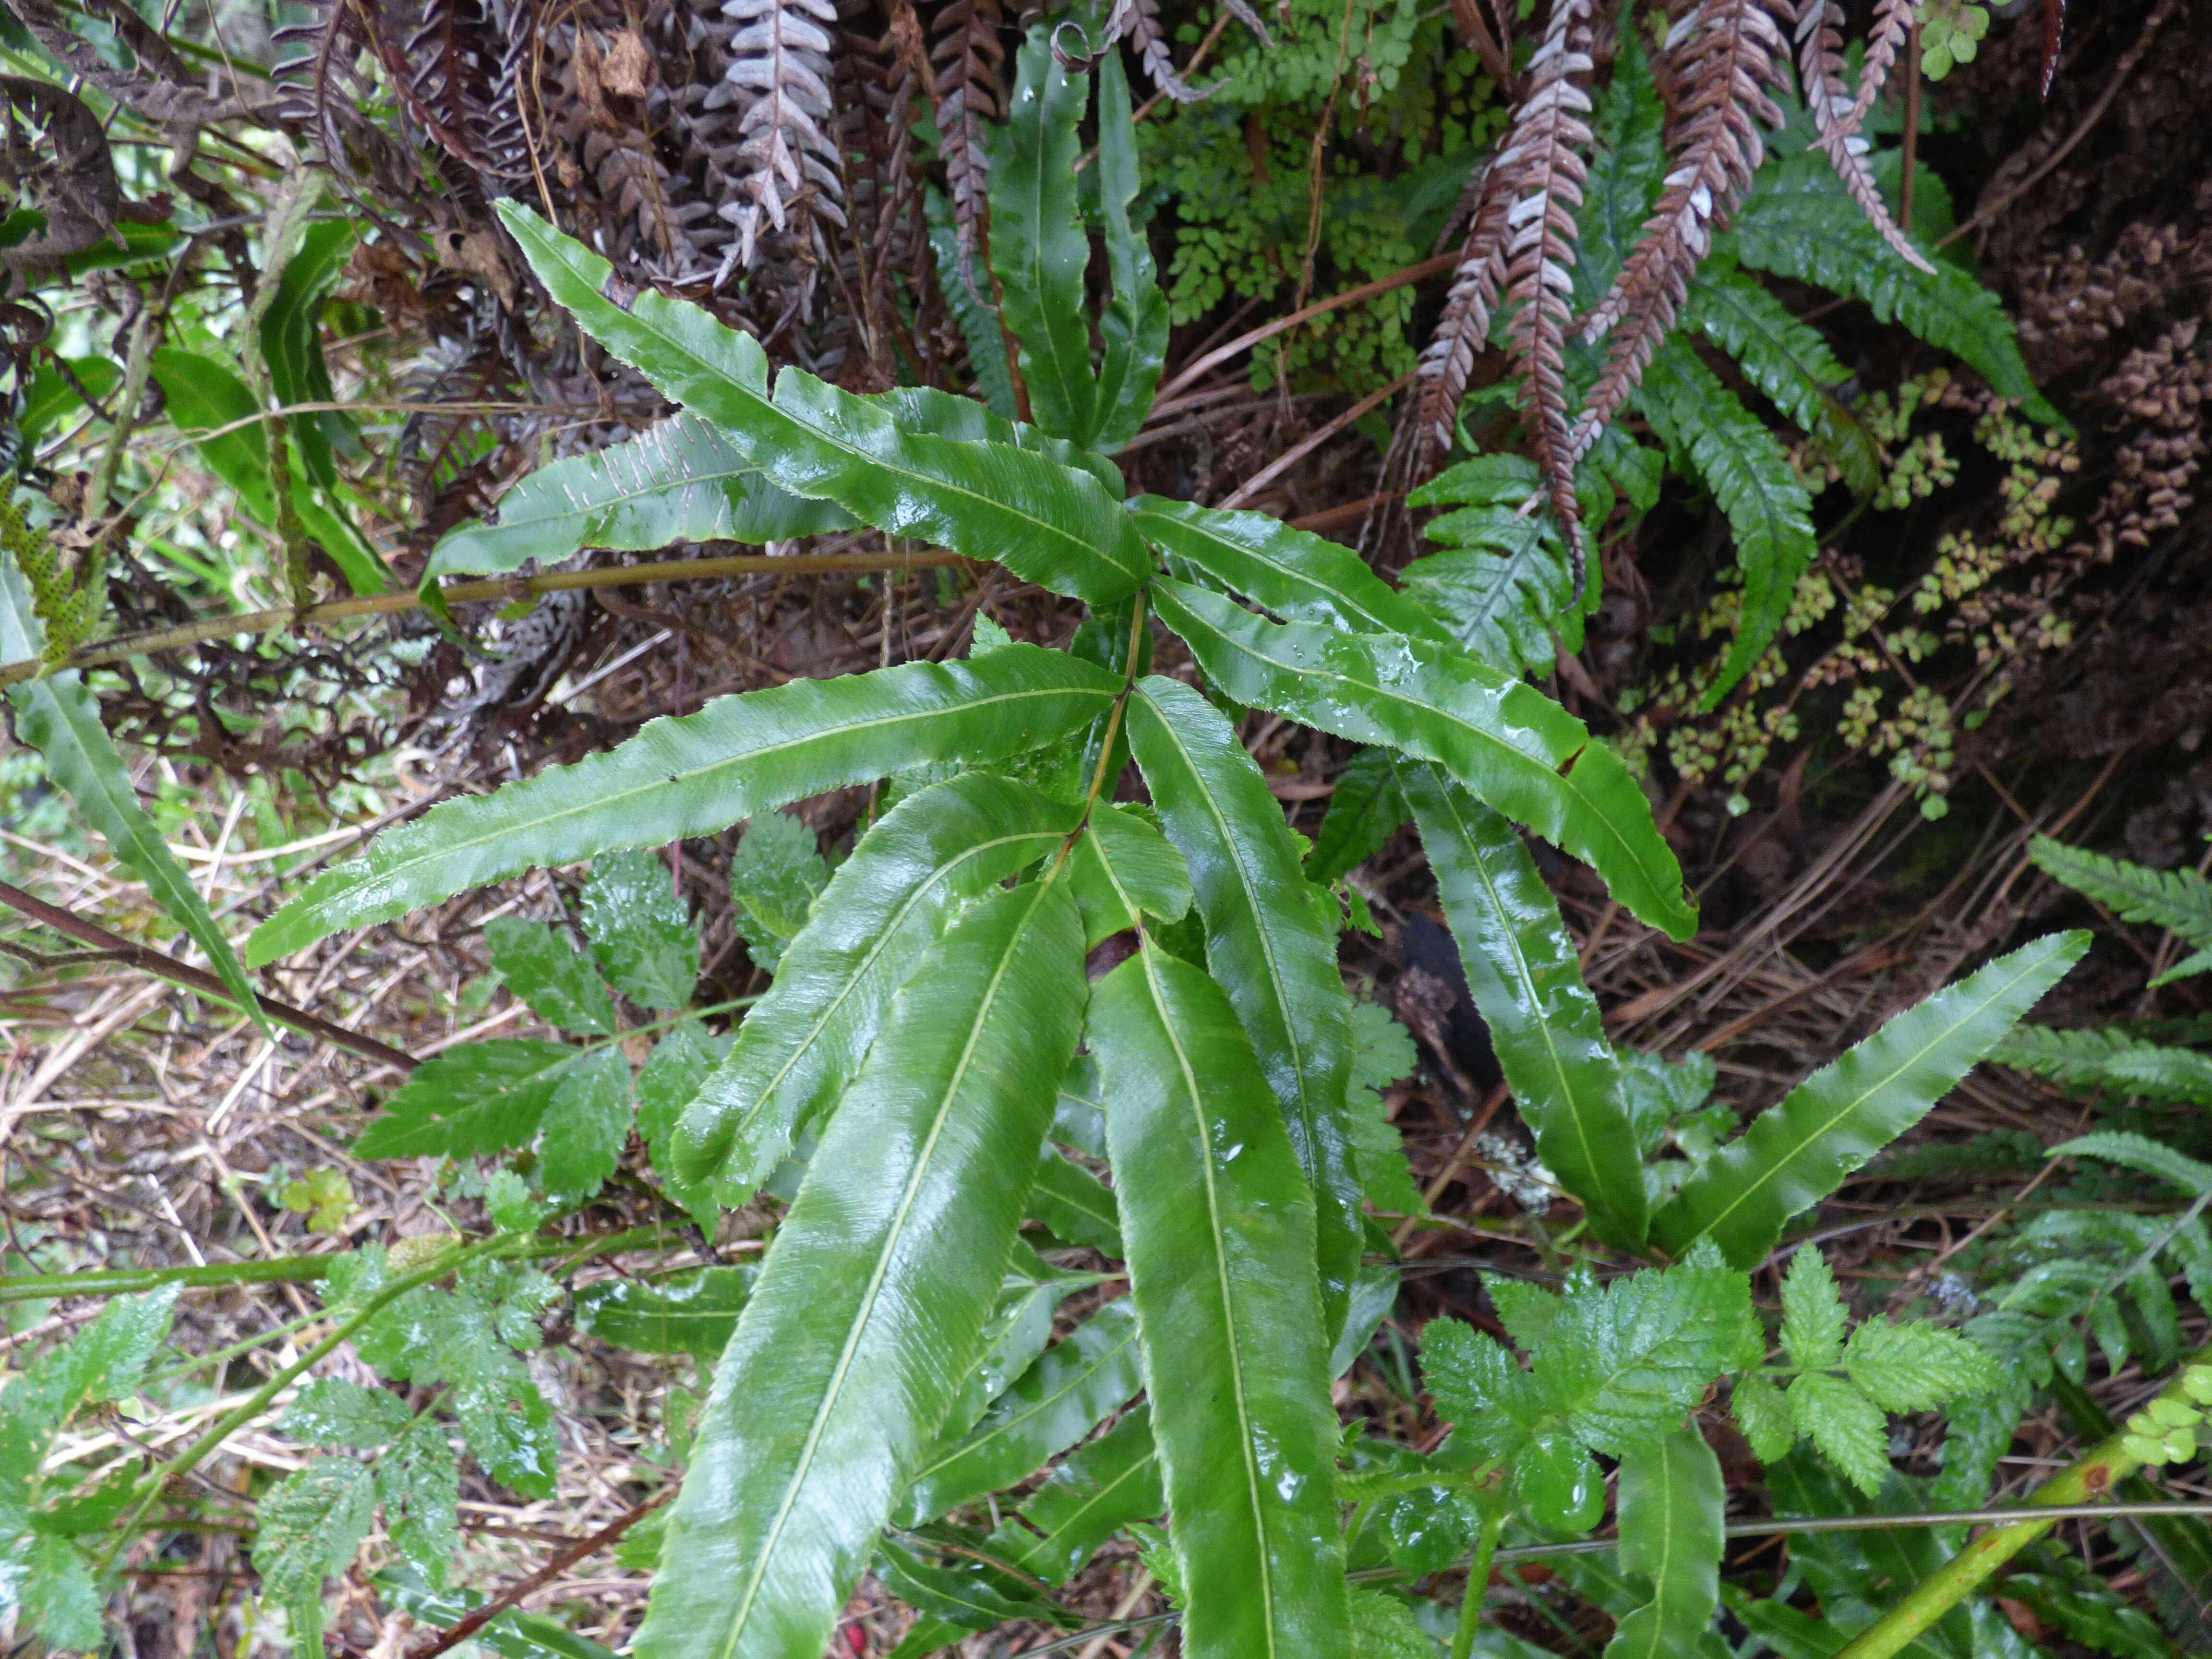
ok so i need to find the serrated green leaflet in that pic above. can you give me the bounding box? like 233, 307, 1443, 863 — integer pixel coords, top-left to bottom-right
673, 774, 1080, 1201
1603, 1428, 1724, 1659
990, 24, 1095, 443
1153, 580, 1696, 941
1400, 454, 1586, 675
354, 1039, 580, 1160
497, 203, 1150, 606
901, 1300, 1144, 1524
582, 848, 699, 1010
1126, 675, 1361, 1341
632, 880, 1085, 1659
1402, 763, 1644, 1248
0, 557, 265, 1034
1305, 748, 1409, 886
429, 414, 847, 577
1634, 340, 1815, 707
254, 1456, 376, 1649
1652, 933, 2089, 1267
485, 917, 618, 1035
987, 1405, 1162, 1586
1131, 495, 1446, 639
536, 1046, 632, 1200
1089, 940, 1351, 1659
575, 1267, 757, 1358
250, 646, 1116, 963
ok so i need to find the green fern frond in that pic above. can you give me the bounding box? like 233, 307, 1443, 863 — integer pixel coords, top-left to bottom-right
1723, 150, 2062, 430
2031, 837, 2212, 986
1988, 1024, 2212, 1103
1401, 454, 1588, 674
1632, 340, 1816, 708
1685, 270, 1882, 497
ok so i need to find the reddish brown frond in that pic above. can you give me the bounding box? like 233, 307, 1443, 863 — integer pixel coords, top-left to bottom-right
1845, 0, 1915, 130
1412, 160, 1510, 470
1107, 0, 1205, 101
1797, 0, 1935, 275
1573, 0, 1792, 460
1498, 0, 1599, 594
930, 0, 1005, 292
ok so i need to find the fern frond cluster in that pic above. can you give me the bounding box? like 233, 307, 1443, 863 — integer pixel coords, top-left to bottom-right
1414, 0, 1944, 570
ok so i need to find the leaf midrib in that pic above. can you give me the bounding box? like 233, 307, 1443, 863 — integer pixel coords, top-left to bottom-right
289, 677, 1109, 937
1677, 948, 2060, 1247
1425, 777, 1629, 1229
1137, 506, 1419, 637
714, 883, 1050, 1659
1133, 687, 1325, 1179
1178, 599, 1675, 915
711, 828, 1069, 1155
1138, 941, 1281, 1659
533, 224, 1123, 579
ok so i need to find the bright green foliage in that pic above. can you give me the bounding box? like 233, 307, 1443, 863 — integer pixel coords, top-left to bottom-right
1634, 341, 1816, 707
1686, 272, 1881, 498
1133, 496, 1446, 641
2028, 836, 2212, 986
1126, 675, 1363, 1342
339, 1251, 561, 1500
673, 774, 1077, 1203
991, 26, 1096, 444
1349, 1587, 1439, 1659
355, 1038, 582, 1159
537, 1048, 633, 1200
1152, 580, 1696, 940
1346, 1001, 1424, 1217
487, 917, 620, 1035
1305, 748, 1410, 886
1723, 149, 2058, 428
0, 1286, 180, 1646
1, 555, 266, 1033
1404, 763, 1645, 1247
1065, 802, 1193, 949
1089, 940, 1352, 1659
252, 1456, 377, 1648
581, 848, 701, 1010
1603, 1427, 1725, 1659
727, 811, 829, 973
1652, 931, 2088, 1265
249, 646, 1118, 960
1991, 1022, 2212, 1103
902, 1301, 1144, 1523
1743, 1246, 2000, 1493
575, 1266, 756, 1358
1429, 1249, 1759, 1469
496, 203, 1151, 607
632, 881, 1085, 1659
279, 1166, 359, 1233
1027, 1146, 1124, 1252
1401, 455, 1591, 675
1091, 51, 1169, 452
428, 414, 844, 577
986, 1406, 1163, 1587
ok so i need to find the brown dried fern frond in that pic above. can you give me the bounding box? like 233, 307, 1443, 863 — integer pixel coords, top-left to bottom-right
1572, 0, 1793, 458
1844, 0, 1914, 130
1496, 0, 1599, 592
1411, 158, 1509, 468
930, 0, 1005, 291
721, 0, 848, 268
1795, 0, 1931, 272
1106, 0, 1205, 103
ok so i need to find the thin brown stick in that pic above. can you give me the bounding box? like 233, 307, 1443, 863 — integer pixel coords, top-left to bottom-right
405, 1488, 678, 1659
0, 880, 418, 1072
1219, 371, 1416, 509
1152, 255, 1459, 406
0, 548, 976, 689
